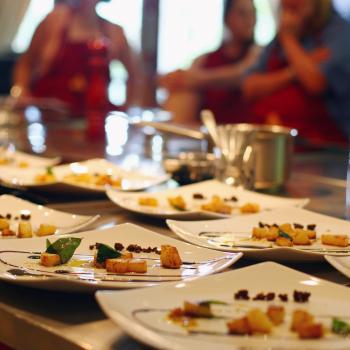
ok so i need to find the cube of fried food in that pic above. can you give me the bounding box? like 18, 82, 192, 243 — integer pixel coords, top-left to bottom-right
246, 308, 273, 334
297, 323, 324, 339
127, 259, 147, 273
267, 305, 285, 326
321, 234, 349, 247
40, 252, 61, 267
291, 309, 314, 332
275, 237, 293, 247
266, 227, 279, 241
252, 227, 268, 239
2, 228, 16, 236
168, 196, 186, 211
240, 203, 260, 214
138, 197, 158, 207
227, 317, 252, 335
293, 229, 311, 245
0, 218, 10, 230
279, 223, 295, 235
160, 245, 182, 269
106, 258, 128, 273
36, 224, 57, 237
305, 229, 316, 239
18, 221, 33, 238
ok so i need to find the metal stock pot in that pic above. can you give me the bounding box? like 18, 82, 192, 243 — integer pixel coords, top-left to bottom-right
135, 120, 296, 190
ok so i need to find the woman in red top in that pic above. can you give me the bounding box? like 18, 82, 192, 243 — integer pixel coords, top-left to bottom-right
243, 0, 350, 147
12, 0, 140, 116
159, 0, 260, 125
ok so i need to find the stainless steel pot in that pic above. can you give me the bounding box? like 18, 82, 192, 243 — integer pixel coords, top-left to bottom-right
226, 124, 295, 190
134, 121, 295, 190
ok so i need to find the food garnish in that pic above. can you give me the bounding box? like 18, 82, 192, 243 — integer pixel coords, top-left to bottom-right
41, 237, 82, 266
332, 318, 350, 335
168, 196, 186, 211
138, 197, 158, 207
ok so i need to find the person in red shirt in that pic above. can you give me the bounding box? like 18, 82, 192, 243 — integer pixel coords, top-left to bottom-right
159, 0, 260, 125
12, 0, 140, 116
243, 0, 350, 147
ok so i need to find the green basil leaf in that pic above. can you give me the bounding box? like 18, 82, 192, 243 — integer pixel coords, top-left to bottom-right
332, 318, 350, 335
46, 166, 54, 175
278, 230, 292, 240
45, 237, 82, 264
96, 243, 121, 264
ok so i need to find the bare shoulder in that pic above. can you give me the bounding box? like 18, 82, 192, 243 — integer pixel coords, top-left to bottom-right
100, 19, 126, 40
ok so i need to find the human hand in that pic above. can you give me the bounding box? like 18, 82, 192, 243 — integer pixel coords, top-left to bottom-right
158, 69, 199, 92
308, 47, 330, 64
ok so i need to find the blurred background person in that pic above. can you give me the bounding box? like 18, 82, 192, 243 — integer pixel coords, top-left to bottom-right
12, 0, 141, 116
159, 0, 260, 125
243, 0, 350, 147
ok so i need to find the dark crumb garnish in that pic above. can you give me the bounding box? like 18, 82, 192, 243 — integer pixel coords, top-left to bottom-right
293, 290, 311, 303
193, 193, 205, 200
114, 242, 124, 251
272, 223, 279, 228
14, 216, 19, 220
293, 223, 304, 229
0, 215, 3, 219
258, 222, 265, 228
230, 196, 238, 202
89, 244, 96, 250
6, 214, 11, 219
253, 293, 266, 301
278, 294, 288, 302
20, 214, 31, 221
234, 289, 250, 300
127, 244, 160, 254
307, 224, 316, 231
266, 292, 275, 301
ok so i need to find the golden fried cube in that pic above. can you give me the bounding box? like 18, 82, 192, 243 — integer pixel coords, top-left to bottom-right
106, 258, 128, 273
138, 197, 158, 207
321, 234, 349, 247
227, 317, 252, 335
2, 229, 15, 236
160, 245, 182, 269
291, 309, 314, 332
0, 218, 10, 230
293, 229, 311, 245
275, 237, 293, 247
127, 259, 147, 273
168, 196, 186, 211
252, 227, 268, 239
36, 224, 57, 237
297, 323, 324, 339
240, 203, 260, 214
40, 253, 61, 267
121, 252, 133, 259
18, 221, 33, 238
267, 305, 285, 325
246, 308, 273, 334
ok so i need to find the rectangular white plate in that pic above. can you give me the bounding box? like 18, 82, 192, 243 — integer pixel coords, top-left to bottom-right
107, 180, 308, 220
0, 148, 60, 168
0, 195, 99, 238
167, 207, 350, 262
0, 158, 169, 194
96, 262, 350, 350
325, 255, 350, 279
0, 223, 241, 292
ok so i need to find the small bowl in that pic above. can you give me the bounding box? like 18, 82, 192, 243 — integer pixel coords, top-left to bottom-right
163, 152, 216, 185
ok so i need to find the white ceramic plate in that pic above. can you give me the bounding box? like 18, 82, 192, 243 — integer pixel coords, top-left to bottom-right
167, 207, 350, 262
0, 158, 169, 194
0, 223, 241, 292
0, 194, 99, 238
325, 255, 350, 279
107, 180, 308, 220
96, 262, 350, 350
0, 148, 60, 168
